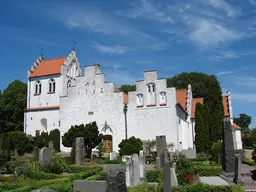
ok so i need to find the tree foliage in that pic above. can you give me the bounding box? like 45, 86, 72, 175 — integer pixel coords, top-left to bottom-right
119, 84, 136, 93
167, 72, 224, 142
62, 122, 103, 158
0, 80, 27, 133
234, 113, 252, 131
118, 136, 143, 156
194, 103, 211, 153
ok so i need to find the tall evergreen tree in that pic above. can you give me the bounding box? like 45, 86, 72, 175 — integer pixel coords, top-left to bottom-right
194, 103, 211, 153
167, 72, 224, 143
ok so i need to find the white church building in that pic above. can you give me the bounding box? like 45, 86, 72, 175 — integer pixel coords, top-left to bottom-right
24, 51, 242, 153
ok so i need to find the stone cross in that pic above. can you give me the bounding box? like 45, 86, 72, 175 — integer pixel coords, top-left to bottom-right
233, 154, 244, 185
39, 147, 52, 164
139, 150, 146, 182
125, 154, 140, 187
75, 137, 85, 165
163, 158, 171, 192
156, 135, 168, 169
222, 119, 235, 173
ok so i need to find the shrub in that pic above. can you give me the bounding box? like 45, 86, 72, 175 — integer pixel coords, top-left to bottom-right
85, 170, 108, 181
192, 166, 223, 176
49, 129, 61, 152
95, 156, 124, 164
146, 169, 163, 182
39, 156, 69, 174
118, 136, 143, 156
128, 183, 244, 192
210, 141, 222, 163
69, 166, 103, 181
242, 157, 256, 166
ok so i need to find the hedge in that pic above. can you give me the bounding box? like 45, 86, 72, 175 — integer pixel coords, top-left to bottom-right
193, 166, 223, 176
242, 158, 256, 166
128, 183, 244, 192
146, 169, 163, 182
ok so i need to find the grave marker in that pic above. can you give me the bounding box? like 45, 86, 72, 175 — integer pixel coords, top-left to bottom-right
39, 147, 52, 164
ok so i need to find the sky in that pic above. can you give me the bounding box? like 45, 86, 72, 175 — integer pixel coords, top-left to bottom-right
0, 0, 255, 127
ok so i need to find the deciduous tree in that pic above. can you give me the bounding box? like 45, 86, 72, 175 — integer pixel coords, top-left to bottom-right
62, 122, 103, 158
234, 113, 252, 131
118, 136, 143, 156
119, 84, 136, 93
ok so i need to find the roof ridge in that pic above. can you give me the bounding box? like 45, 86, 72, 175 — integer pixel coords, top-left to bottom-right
43, 56, 66, 61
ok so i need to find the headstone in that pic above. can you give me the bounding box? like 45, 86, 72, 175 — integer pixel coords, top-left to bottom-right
170, 168, 178, 186
222, 119, 235, 173
156, 157, 161, 170
233, 154, 243, 185
217, 153, 221, 165
125, 154, 140, 187
110, 151, 117, 161
75, 137, 85, 165
163, 158, 171, 192
106, 171, 127, 192
14, 149, 18, 157
39, 147, 52, 164
139, 150, 146, 182
33, 147, 40, 158
156, 135, 168, 169
48, 141, 54, 152
73, 180, 107, 192
104, 164, 126, 176
172, 162, 176, 170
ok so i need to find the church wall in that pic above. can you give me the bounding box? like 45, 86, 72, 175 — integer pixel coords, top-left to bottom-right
127, 71, 182, 151
59, 72, 125, 152
28, 74, 61, 108
24, 109, 60, 136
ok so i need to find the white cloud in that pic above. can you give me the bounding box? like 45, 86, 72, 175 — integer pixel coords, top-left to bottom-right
234, 76, 256, 89
249, 0, 256, 5
215, 67, 255, 76
186, 18, 241, 47
119, 0, 175, 24
93, 43, 133, 55
201, 0, 238, 17
232, 93, 256, 103
211, 50, 256, 61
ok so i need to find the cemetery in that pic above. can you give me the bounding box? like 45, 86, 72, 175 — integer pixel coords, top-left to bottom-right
0, 119, 254, 192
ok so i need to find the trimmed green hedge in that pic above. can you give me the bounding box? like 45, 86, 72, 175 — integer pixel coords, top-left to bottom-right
128, 183, 244, 192
193, 166, 223, 176
242, 158, 256, 166
146, 169, 163, 182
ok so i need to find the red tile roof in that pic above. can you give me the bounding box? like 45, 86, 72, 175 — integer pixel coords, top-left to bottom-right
232, 123, 241, 129
25, 106, 60, 111
29, 57, 66, 78
191, 98, 204, 118
176, 89, 231, 119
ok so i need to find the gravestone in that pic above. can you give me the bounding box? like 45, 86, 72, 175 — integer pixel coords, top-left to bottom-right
110, 151, 117, 161
33, 147, 40, 158
106, 171, 127, 192
156, 135, 168, 169
139, 150, 146, 182
217, 153, 221, 165
14, 149, 18, 157
156, 157, 161, 170
73, 180, 107, 192
233, 154, 243, 185
126, 154, 140, 187
75, 137, 85, 165
170, 168, 178, 186
48, 141, 54, 152
39, 147, 52, 164
222, 119, 235, 173
163, 158, 171, 192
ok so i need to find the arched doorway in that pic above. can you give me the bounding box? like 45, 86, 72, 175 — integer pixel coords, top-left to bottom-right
100, 121, 113, 153
103, 134, 112, 153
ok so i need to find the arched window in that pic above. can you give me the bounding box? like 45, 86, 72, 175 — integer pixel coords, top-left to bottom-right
48, 79, 56, 93
35, 81, 41, 95
136, 93, 144, 107
146, 83, 156, 106
159, 91, 167, 106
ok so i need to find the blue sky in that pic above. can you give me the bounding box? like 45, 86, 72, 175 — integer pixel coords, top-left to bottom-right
0, 0, 255, 127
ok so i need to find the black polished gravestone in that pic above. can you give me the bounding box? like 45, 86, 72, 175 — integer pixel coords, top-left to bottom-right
107, 171, 127, 192
222, 119, 235, 173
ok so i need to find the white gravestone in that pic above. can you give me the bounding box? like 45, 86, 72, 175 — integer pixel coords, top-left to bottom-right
110, 151, 117, 161
139, 150, 146, 182
39, 147, 52, 164
126, 154, 140, 187
170, 168, 178, 186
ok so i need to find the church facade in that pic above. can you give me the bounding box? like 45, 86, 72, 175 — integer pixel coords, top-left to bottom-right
24, 51, 242, 153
